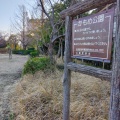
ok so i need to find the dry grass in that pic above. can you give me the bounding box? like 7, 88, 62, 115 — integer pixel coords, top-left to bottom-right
10, 70, 110, 120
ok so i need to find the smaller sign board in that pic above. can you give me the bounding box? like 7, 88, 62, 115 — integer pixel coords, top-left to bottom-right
72, 9, 114, 62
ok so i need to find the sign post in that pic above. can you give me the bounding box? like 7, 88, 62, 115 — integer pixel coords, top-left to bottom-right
60, 0, 116, 120
63, 16, 72, 120
109, 0, 120, 119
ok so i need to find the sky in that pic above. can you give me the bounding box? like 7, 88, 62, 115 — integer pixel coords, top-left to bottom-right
0, 0, 34, 34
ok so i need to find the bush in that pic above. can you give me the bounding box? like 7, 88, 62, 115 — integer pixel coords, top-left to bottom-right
12, 49, 37, 55
28, 47, 35, 51
12, 50, 18, 54
23, 57, 52, 74
12, 50, 28, 55
30, 51, 39, 57
27, 50, 33, 54
22, 50, 29, 55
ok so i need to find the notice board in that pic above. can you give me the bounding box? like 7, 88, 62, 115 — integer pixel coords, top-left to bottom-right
72, 9, 114, 62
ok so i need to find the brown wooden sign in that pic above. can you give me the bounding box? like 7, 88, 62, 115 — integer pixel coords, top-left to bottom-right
72, 9, 114, 62
60, 0, 118, 119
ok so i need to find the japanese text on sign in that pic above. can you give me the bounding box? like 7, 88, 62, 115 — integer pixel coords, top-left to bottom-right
72, 9, 114, 62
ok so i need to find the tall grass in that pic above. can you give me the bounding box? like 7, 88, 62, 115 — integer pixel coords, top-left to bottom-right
10, 69, 110, 120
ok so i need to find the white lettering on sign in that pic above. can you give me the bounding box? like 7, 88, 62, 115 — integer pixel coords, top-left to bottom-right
74, 42, 108, 46
77, 14, 105, 26
72, 9, 114, 61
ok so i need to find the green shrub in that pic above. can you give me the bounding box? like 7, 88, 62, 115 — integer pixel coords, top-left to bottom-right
12, 49, 37, 55
9, 113, 15, 120
28, 47, 35, 51
23, 57, 53, 74
22, 50, 29, 55
12, 50, 17, 54
12, 50, 28, 55
30, 51, 39, 57
27, 50, 33, 54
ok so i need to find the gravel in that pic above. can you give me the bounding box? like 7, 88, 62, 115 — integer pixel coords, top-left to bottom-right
0, 54, 28, 120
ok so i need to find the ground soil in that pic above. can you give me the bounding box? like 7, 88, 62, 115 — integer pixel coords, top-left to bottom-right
0, 54, 28, 120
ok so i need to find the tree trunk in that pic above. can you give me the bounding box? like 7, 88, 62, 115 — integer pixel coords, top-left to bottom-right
60, 39, 63, 60
109, 1, 120, 120
14, 44, 17, 50
57, 41, 61, 58
23, 45, 26, 50
48, 41, 54, 64
49, 25, 58, 63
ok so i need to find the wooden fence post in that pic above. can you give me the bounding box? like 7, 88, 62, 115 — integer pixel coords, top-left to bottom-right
109, 0, 120, 119
63, 16, 72, 120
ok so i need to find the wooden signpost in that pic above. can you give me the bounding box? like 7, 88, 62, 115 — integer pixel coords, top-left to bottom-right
109, 0, 120, 119
60, 0, 120, 120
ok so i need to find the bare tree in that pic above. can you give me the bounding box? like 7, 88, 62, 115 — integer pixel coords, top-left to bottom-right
36, 0, 82, 62
37, 0, 65, 63
13, 5, 29, 50
8, 34, 19, 50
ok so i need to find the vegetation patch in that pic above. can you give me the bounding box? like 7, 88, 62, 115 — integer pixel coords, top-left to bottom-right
10, 70, 110, 120
29, 51, 39, 58
23, 57, 53, 74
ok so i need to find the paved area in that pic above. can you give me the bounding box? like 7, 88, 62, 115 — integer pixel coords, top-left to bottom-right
0, 54, 28, 120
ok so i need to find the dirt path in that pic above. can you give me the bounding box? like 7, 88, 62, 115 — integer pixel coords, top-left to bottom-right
0, 54, 28, 120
